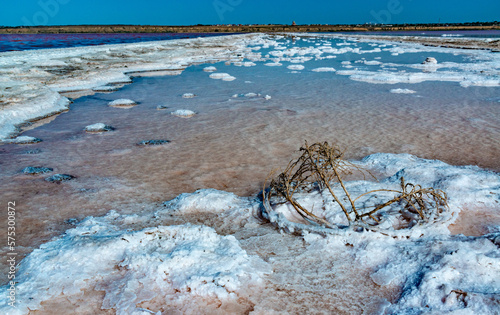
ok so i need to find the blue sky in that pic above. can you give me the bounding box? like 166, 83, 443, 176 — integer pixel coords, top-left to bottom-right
1, 0, 499, 27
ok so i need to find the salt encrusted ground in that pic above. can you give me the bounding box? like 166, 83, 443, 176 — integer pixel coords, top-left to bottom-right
1, 33, 499, 141
0, 34, 261, 140
1, 153, 499, 314
1, 33, 499, 314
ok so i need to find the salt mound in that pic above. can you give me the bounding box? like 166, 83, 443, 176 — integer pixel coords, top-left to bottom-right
390, 88, 417, 94
312, 67, 336, 72
364, 60, 382, 66
209, 73, 229, 79
182, 93, 196, 98
203, 66, 217, 72
2, 153, 500, 314
287, 65, 305, 71
422, 57, 438, 64
2, 220, 269, 314
171, 109, 196, 118
84, 123, 114, 132
209, 73, 236, 81
3, 136, 42, 144
264, 62, 282, 67
108, 99, 137, 108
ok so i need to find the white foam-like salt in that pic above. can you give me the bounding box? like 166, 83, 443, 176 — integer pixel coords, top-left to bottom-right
390, 88, 417, 94
182, 93, 196, 98
336, 69, 500, 86
2, 135, 42, 144
108, 98, 137, 107
287, 65, 305, 70
171, 109, 196, 118
1, 153, 499, 314
209, 73, 236, 81
2, 32, 500, 313
312, 67, 336, 72
84, 123, 113, 132
0, 219, 269, 314
203, 66, 217, 72
0, 33, 260, 140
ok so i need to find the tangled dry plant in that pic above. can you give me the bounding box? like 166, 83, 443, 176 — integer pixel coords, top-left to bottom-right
262, 141, 448, 232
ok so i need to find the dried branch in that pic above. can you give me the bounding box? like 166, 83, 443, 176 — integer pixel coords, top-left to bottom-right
262, 141, 449, 233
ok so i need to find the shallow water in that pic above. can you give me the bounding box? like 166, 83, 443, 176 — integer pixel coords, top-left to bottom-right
341, 29, 500, 38
0, 33, 227, 52
1, 35, 500, 256
1, 35, 500, 313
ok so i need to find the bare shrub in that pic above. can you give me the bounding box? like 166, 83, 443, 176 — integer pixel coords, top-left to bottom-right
262, 141, 448, 232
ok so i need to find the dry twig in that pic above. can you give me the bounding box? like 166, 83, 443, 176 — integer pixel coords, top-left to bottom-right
263, 141, 448, 232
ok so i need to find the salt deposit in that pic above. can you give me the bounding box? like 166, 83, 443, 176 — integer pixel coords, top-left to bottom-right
423, 57, 438, 64
287, 65, 305, 70
84, 123, 115, 133
209, 73, 235, 81
1, 220, 269, 315
0, 34, 260, 140
171, 109, 196, 118
312, 67, 336, 72
92, 85, 121, 92
2, 136, 42, 144
390, 88, 417, 94
1, 153, 499, 314
1, 32, 500, 314
264, 62, 282, 66
203, 66, 217, 72
364, 60, 382, 66
108, 99, 137, 108
182, 93, 196, 98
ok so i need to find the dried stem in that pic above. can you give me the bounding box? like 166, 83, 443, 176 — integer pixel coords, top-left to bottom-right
263, 141, 449, 232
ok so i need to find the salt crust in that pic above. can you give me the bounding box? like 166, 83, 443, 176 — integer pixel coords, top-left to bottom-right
3, 33, 498, 140
0, 34, 259, 140
171, 109, 196, 118
84, 123, 113, 132
108, 99, 136, 107
2, 154, 499, 314
390, 88, 417, 94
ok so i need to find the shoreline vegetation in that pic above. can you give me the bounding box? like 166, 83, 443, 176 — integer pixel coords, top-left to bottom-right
1, 22, 499, 34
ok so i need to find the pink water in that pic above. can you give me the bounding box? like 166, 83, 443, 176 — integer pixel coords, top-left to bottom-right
1, 38, 500, 286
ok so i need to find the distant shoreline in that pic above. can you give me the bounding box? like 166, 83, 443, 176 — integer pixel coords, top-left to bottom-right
1, 23, 499, 34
